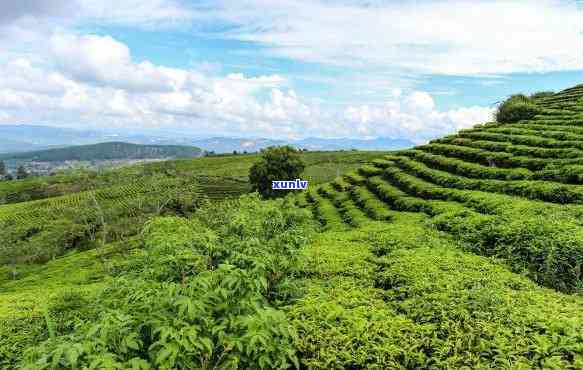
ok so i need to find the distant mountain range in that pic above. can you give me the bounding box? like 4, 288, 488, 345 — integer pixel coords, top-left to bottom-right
0, 125, 119, 153
191, 136, 415, 153
0, 124, 415, 154
0, 142, 202, 162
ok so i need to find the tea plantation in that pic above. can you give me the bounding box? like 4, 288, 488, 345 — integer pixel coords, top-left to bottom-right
3, 86, 583, 368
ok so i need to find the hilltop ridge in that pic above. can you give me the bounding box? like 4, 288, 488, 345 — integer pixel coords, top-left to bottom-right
0, 142, 202, 162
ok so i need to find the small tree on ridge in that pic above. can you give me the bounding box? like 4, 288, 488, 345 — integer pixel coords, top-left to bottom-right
249, 146, 305, 199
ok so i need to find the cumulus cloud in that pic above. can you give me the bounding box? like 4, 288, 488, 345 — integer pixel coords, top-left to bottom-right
1, 0, 510, 143
77, 0, 195, 27
0, 34, 494, 141
50, 33, 186, 92
342, 91, 493, 142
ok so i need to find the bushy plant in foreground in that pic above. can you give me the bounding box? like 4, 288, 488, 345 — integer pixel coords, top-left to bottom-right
21, 194, 314, 369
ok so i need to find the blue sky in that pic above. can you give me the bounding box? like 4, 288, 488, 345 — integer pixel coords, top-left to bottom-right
1, 0, 583, 142
99, 24, 583, 109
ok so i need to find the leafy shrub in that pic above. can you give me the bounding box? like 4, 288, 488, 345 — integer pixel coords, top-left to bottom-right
0, 317, 48, 368
306, 189, 346, 230
20, 194, 314, 369
495, 94, 541, 123
349, 186, 393, 221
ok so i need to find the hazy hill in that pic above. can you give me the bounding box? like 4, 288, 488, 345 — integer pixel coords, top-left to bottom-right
0, 138, 41, 154
0, 142, 202, 162
191, 137, 287, 153
0, 125, 112, 153
192, 136, 415, 153
0, 125, 416, 154
296, 137, 415, 151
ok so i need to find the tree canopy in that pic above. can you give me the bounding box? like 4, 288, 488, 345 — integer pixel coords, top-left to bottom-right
249, 146, 306, 199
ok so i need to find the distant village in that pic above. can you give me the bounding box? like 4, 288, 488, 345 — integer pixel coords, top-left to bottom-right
0, 158, 169, 180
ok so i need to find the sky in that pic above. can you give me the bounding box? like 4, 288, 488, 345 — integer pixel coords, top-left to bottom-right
1, 0, 583, 143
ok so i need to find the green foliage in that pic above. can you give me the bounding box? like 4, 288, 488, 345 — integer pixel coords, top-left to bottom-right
9, 83, 583, 368
20, 194, 314, 369
249, 146, 306, 199
290, 218, 583, 369
389, 155, 583, 204
305, 189, 346, 230
433, 210, 583, 292
496, 94, 541, 123
530, 91, 555, 100
0, 176, 206, 265
0, 150, 384, 206
349, 186, 393, 221
374, 246, 583, 368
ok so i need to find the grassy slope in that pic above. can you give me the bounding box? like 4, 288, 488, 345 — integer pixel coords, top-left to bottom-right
0, 151, 387, 322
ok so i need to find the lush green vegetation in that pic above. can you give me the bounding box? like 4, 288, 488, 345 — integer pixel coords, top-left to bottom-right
6, 83, 583, 368
0, 150, 384, 204
1, 195, 315, 368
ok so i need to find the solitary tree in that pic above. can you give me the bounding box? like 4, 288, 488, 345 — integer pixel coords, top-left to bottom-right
16, 165, 29, 180
249, 145, 306, 199
0, 160, 5, 179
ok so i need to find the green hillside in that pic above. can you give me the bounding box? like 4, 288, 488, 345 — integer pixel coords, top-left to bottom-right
0, 142, 202, 162
4, 86, 583, 368
0, 151, 386, 266
0, 150, 382, 204
288, 85, 583, 367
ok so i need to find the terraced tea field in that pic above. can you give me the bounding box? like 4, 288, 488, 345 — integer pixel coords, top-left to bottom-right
0, 151, 385, 206
298, 84, 583, 294
0, 177, 247, 225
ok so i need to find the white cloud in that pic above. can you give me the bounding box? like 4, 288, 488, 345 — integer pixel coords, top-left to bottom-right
0, 0, 194, 28
50, 33, 190, 92
0, 0, 72, 25
342, 93, 493, 143
209, 0, 583, 75
0, 34, 493, 142
78, 0, 195, 27
0, 0, 510, 142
